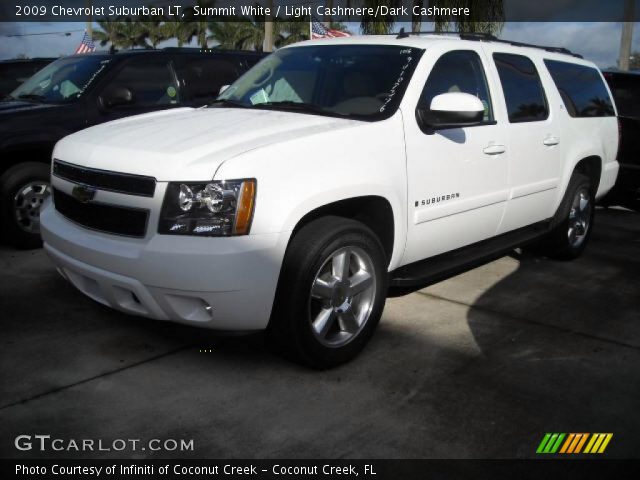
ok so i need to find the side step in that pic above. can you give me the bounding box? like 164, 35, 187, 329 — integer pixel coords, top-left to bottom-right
388, 219, 551, 296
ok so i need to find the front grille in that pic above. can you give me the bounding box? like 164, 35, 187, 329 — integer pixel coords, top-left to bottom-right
53, 189, 149, 237
53, 159, 156, 197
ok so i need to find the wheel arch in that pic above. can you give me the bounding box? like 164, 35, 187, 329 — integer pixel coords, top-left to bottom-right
0, 142, 54, 178
288, 195, 397, 268
556, 153, 603, 212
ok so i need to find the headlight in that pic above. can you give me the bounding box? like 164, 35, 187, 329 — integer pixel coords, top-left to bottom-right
159, 179, 256, 236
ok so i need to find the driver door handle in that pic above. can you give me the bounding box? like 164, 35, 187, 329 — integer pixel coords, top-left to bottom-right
543, 136, 560, 146
483, 144, 506, 155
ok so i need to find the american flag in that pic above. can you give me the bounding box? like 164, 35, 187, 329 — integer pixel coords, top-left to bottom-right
311, 18, 350, 39
75, 31, 96, 54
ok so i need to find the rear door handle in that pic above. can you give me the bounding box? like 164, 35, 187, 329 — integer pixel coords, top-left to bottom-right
543, 136, 560, 146
483, 144, 506, 155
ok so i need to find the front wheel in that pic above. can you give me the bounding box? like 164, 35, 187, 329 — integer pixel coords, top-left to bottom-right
269, 216, 388, 369
0, 162, 51, 249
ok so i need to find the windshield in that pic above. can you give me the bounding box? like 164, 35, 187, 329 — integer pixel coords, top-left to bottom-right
216, 44, 423, 120
9, 56, 112, 103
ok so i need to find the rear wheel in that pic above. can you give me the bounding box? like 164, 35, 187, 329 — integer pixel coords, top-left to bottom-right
538, 172, 594, 260
269, 216, 387, 368
0, 162, 51, 249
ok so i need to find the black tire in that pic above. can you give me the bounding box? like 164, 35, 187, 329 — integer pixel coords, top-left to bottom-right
0, 162, 50, 249
268, 216, 388, 369
537, 172, 595, 260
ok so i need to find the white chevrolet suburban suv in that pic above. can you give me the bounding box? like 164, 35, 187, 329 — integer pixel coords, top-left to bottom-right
41, 34, 619, 368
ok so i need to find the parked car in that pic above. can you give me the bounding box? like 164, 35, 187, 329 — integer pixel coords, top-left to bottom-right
0, 57, 55, 98
41, 34, 618, 368
602, 69, 640, 209
0, 48, 265, 248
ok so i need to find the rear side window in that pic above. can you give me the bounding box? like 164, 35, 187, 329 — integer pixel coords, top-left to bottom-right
493, 53, 548, 123
181, 57, 240, 103
545, 60, 614, 117
419, 50, 493, 122
106, 58, 179, 107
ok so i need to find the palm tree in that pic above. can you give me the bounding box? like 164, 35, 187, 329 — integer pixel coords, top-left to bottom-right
361, 0, 504, 36
92, 20, 122, 48
431, 0, 504, 35
182, 0, 217, 48
138, 14, 170, 49
208, 20, 247, 49
92, 18, 147, 50
163, 22, 196, 47
360, 0, 400, 35
236, 20, 265, 51
274, 18, 309, 47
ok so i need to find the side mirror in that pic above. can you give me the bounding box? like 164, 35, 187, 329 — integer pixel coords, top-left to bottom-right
416, 92, 485, 133
219, 84, 230, 95
99, 86, 134, 109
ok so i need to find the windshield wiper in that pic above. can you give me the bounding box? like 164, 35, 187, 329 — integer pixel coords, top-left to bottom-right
17, 93, 47, 102
255, 101, 331, 115
208, 99, 248, 108
256, 101, 357, 118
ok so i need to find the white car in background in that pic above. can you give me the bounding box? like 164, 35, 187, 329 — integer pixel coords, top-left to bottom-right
41, 33, 619, 368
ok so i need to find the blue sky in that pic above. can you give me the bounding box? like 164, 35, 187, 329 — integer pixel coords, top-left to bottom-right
1, 21, 640, 68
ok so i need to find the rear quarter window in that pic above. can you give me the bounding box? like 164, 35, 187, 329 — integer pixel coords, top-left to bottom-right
544, 60, 614, 117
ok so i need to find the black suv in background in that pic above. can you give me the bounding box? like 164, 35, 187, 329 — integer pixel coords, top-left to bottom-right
0, 57, 55, 97
603, 69, 640, 210
0, 48, 265, 248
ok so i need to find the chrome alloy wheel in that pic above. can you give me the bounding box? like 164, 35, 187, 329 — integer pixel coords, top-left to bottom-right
14, 181, 50, 234
308, 246, 377, 347
568, 186, 592, 248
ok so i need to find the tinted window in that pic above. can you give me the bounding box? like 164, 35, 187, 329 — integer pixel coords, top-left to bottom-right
106, 58, 179, 107
545, 60, 614, 117
9, 56, 111, 103
493, 53, 548, 123
604, 72, 639, 118
182, 57, 240, 103
419, 50, 493, 122
218, 45, 423, 120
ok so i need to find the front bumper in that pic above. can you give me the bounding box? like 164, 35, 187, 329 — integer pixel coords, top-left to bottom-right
41, 200, 289, 330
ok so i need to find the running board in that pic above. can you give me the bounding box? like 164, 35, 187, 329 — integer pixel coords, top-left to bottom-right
388, 219, 552, 295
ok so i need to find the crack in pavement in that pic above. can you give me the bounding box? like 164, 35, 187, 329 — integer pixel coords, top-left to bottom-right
417, 291, 640, 351
0, 345, 193, 412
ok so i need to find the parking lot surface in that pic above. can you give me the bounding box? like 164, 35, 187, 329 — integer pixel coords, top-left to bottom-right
1, 208, 639, 459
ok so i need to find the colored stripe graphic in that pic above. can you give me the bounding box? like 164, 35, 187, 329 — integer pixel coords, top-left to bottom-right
584, 433, 614, 454
538, 433, 613, 454
536, 433, 565, 453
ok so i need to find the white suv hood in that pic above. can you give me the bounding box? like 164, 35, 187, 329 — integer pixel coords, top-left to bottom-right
53, 107, 357, 181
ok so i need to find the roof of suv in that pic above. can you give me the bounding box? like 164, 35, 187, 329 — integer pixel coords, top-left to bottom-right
65, 47, 265, 60
289, 33, 593, 66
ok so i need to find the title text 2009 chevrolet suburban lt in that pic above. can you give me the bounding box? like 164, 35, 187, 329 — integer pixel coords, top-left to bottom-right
41, 34, 619, 368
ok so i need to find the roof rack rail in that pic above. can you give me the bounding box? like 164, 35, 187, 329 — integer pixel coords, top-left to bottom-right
392, 29, 583, 59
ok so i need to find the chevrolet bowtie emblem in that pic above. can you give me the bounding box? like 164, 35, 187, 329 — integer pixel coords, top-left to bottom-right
71, 185, 96, 203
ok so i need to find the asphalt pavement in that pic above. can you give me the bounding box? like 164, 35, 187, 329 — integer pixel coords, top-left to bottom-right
1, 207, 638, 459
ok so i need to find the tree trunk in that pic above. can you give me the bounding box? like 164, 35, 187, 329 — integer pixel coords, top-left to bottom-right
412, 0, 422, 33
618, 0, 635, 71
